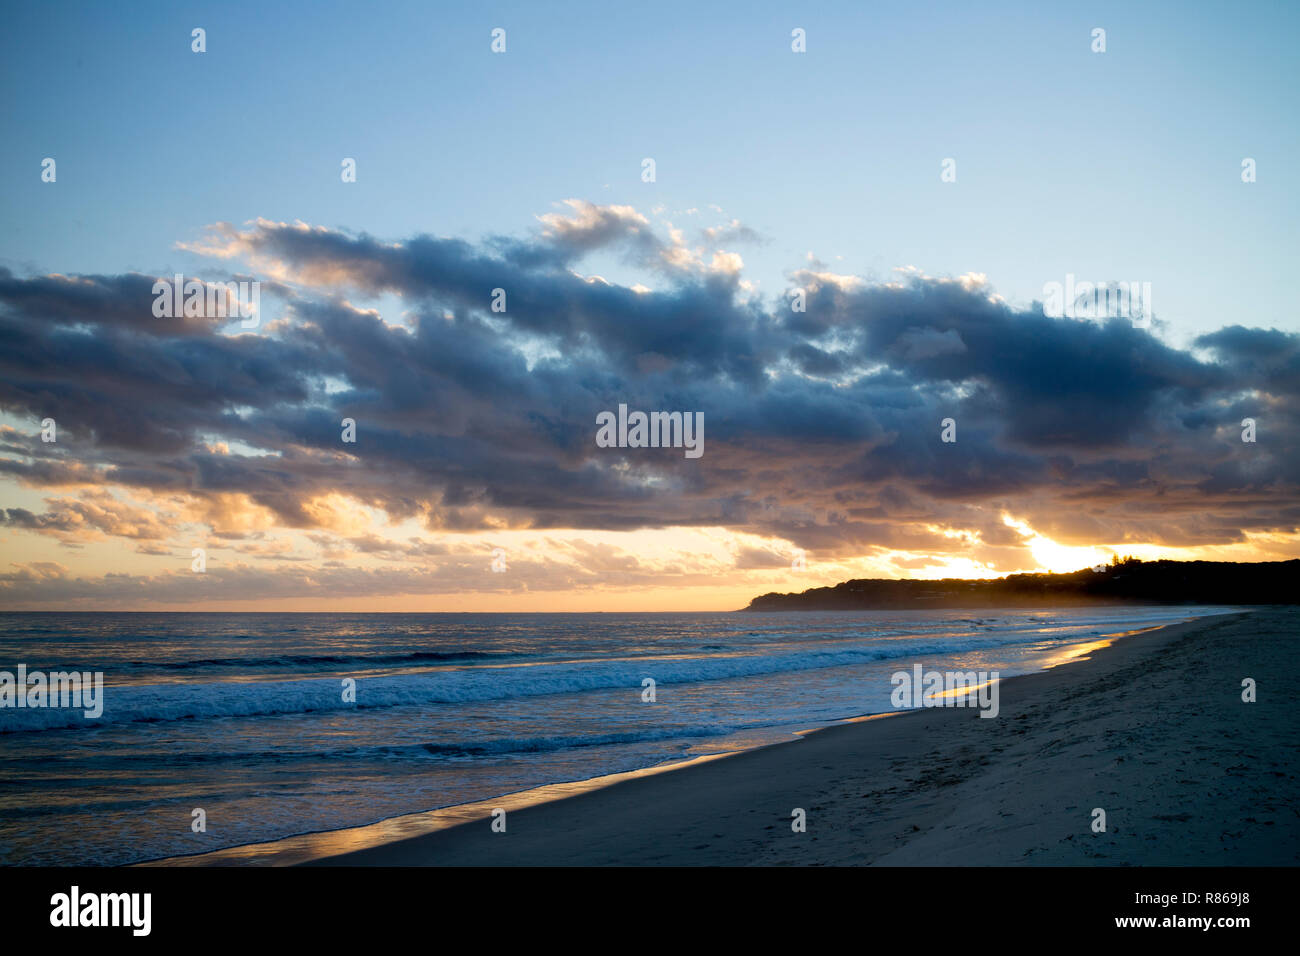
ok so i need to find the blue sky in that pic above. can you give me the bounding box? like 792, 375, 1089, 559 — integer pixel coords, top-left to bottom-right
3, 0, 1297, 344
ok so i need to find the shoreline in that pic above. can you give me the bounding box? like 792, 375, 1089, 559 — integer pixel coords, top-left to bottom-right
142, 607, 1290, 867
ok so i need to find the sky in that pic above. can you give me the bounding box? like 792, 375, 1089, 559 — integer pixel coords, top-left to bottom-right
1, 0, 1297, 611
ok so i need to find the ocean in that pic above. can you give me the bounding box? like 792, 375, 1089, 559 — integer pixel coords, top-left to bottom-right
0, 606, 1231, 865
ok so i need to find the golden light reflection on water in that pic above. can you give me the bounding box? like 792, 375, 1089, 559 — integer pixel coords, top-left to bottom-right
1038, 637, 1117, 669
818, 711, 903, 729
1037, 622, 1175, 670
926, 677, 998, 704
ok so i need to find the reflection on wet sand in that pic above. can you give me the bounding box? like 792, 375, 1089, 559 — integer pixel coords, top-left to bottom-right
139, 751, 739, 867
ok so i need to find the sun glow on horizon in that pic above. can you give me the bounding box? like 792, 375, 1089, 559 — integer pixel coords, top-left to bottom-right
2, 481, 1298, 611
1001, 514, 1112, 574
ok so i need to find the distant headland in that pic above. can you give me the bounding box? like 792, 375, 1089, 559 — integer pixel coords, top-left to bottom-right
743, 558, 1299, 611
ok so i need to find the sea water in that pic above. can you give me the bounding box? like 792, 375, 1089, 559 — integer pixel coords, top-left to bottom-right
0, 606, 1231, 865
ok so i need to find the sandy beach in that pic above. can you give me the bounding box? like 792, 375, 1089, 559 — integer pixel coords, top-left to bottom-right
302, 607, 1297, 866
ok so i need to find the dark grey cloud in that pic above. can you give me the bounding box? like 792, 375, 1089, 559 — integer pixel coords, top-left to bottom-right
1, 212, 1296, 580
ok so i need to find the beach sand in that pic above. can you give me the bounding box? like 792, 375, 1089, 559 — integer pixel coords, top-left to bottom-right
303, 608, 1296, 866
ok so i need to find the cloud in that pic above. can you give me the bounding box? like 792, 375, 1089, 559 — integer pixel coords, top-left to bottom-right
1, 202, 1297, 604
0, 490, 173, 542
701, 218, 766, 246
